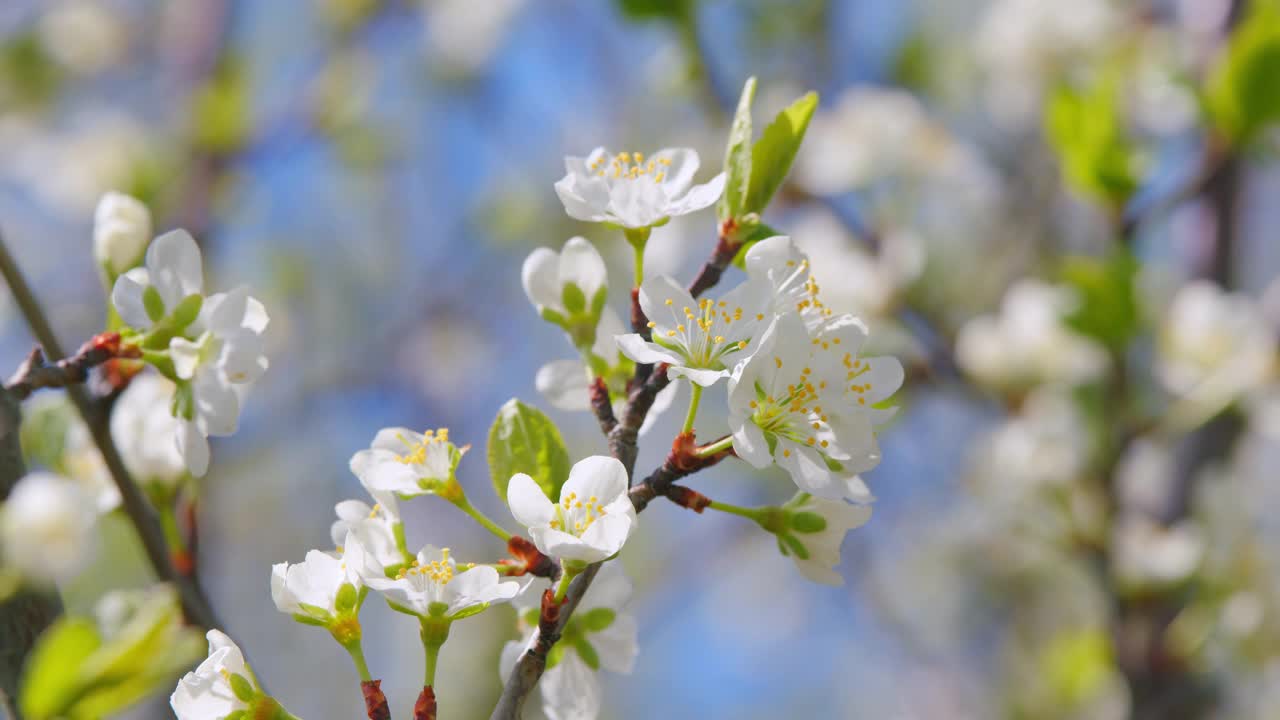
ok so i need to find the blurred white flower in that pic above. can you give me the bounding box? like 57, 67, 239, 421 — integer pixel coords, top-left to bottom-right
0, 472, 98, 585
110, 373, 188, 492
38, 0, 128, 75
616, 275, 769, 387
500, 563, 638, 720
784, 496, 873, 586
975, 0, 1118, 125
508, 456, 636, 566
332, 497, 404, 570
111, 230, 204, 332
729, 313, 901, 502
423, 0, 525, 74
976, 388, 1091, 492
956, 280, 1109, 391
555, 148, 725, 230
348, 536, 519, 619
1, 112, 147, 215
796, 88, 950, 194
60, 415, 119, 513
1112, 516, 1203, 588
786, 212, 925, 319
93, 191, 151, 276
535, 308, 678, 436
170, 630, 258, 720
1158, 280, 1275, 407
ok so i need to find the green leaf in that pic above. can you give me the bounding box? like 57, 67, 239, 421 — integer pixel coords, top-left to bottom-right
616, 0, 691, 21
1060, 249, 1139, 354
717, 77, 757, 221
1045, 70, 1142, 209
1041, 628, 1114, 706
20, 618, 102, 719
744, 91, 818, 214
578, 607, 618, 633
487, 399, 572, 502
1206, 2, 1280, 145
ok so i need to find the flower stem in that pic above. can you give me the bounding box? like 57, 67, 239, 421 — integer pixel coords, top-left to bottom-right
694, 435, 734, 457
452, 497, 512, 542
419, 619, 451, 688
424, 642, 440, 688
682, 383, 703, 435
632, 239, 645, 288
344, 640, 373, 683
554, 566, 579, 602
623, 226, 651, 287
706, 500, 762, 522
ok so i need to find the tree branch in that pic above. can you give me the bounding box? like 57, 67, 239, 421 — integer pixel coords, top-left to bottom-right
0, 229, 220, 631
4, 334, 138, 401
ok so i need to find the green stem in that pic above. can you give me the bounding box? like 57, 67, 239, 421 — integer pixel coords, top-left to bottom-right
694, 435, 734, 457
158, 502, 188, 555
706, 500, 762, 522
682, 383, 703, 435
554, 566, 579, 602
424, 642, 440, 688
623, 226, 651, 287
452, 497, 512, 542
632, 239, 645, 287
343, 641, 372, 683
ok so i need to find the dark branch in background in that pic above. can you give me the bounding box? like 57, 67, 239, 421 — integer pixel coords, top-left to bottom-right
0, 230, 220, 632
687, 223, 741, 299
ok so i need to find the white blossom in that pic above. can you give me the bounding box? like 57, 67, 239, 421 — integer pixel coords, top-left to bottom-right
728, 313, 901, 501
348, 534, 520, 619
508, 456, 636, 565
170, 630, 258, 720
1112, 516, 1204, 588
1157, 280, 1275, 406
975, 388, 1092, 493
616, 275, 769, 387
784, 496, 873, 586
955, 280, 1109, 391
349, 426, 466, 499
522, 236, 608, 328
93, 191, 151, 275
109, 373, 188, 491
331, 496, 405, 570
0, 472, 98, 585
110, 229, 203, 332
555, 148, 725, 230
500, 563, 638, 720
271, 548, 365, 619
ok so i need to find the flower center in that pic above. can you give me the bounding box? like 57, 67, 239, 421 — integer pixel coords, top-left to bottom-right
750, 360, 834, 453
395, 548, 455, 585
651, 296, 755, 369
590, 151, 672, 183
395, 428, 450, 466
549, 491, 608, 537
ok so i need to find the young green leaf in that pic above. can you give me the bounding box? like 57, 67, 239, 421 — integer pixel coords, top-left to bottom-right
19, 618, 102, 719
1060, 249, 1139, 354
717, 76, 757, 221
1045, 71, 1142, 210
1205, 2, 1280, 146
745, 91, 818, 214
487, 399, 572, 502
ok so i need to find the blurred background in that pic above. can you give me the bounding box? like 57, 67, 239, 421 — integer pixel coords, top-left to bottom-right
1, 0, 1279, 718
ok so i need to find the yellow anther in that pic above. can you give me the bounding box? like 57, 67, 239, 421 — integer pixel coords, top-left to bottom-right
737, 341, 748, 350
665, 299, 673, 306
647, 321, 656, 328
775, 357, 783, 369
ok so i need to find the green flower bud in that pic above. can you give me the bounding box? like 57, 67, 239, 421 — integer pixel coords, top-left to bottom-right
334, 583, 359, 614
228, 672, 257, 703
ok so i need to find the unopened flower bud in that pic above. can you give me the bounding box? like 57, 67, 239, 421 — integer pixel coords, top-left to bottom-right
93, 192, 152, 276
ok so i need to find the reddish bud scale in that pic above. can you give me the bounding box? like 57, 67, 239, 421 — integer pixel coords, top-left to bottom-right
361, 680, 391, 720
413, 686, 437, 720
666, 486, 711, 513
506, 535, 556, 578
171, 549, 195, 576
630, 287, 650, 338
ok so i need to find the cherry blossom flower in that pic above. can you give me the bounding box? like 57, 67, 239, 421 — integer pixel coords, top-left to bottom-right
555, 148, 724, 230
507, 456, 636, 566
0, 472, 98, 585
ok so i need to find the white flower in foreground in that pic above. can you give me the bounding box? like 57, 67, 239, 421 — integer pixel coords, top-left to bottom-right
522, 237, 608, 337
616, 275, 769, 387
110, 373, 188, 491
1158, 281, 1275, 403
349, 534, 520, 619
93, 191, 151, 275
110, 229, 203, 331
555, 148, 725, 230
170, 630, 258, 720
744, 235, 837, 331
0, 472, 98, 584
500, 563, 638, 720
332, 495, 405, 570
783, 496, 873, 586
729, 313, 902, 501
508, 456, 636, 565
271, 548, 365, 621
536, 309, 678, 436
955, 280, 1108, 391
170, 287, 269, 477
349, 426, 467, 499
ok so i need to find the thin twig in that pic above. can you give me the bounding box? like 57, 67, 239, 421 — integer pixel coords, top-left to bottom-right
0, 229, 219, 630
4, 333, 138, 401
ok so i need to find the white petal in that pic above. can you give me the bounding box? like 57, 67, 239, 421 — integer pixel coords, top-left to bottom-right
146, 229, 203, 308
554, 175, 611, 223
508, 473, 556, 528
559, 237, 607, 300
667, 173, 726, 215
169, 338, 202, 380
531, 527, 609, 564
668, 366, 729, 387
111, 268, 153, 328
637, 274, 696, 326
577, 513, 633, 559
540, 653, 601, 720
177, 422, 209, 477
859, 356, 905, 403
536, 360, 591, 411
653, 147, 699, 196
522, 248, 562, 312
562, 456, 629, 505
594, 613, 639, 674
615, 335, 680, 366
776, 438, 840, 498
730, 418, 772, 469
